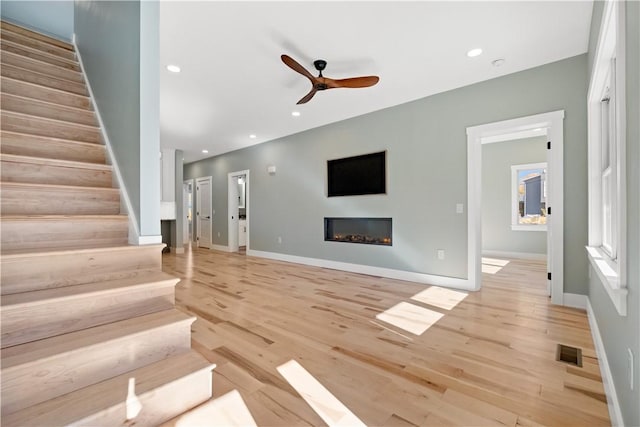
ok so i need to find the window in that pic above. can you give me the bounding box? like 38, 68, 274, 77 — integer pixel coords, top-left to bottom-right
587, 0, 627, 315
511, 163, 547, 231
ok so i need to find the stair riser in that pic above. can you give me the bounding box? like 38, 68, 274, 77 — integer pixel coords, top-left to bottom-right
2, 96, 96, 128
1, 246, 163, 295
0, 320, 193, 414
1, 159, 112, 188
0, 132, 106, 164
0, 30, 76, 60
1, 40, 80, 72
1, 186, 120, 216
1, 63, 86, 95
2, 94, 96, 126
0, 218, 128, 252
1, 112, 101, 143
1, 21, 74, 51
1, 284, 176, 348
77, 367, 213, 427
1, 77, 91, 109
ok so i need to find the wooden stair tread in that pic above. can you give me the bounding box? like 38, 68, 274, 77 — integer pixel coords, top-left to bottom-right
1, 62, 86, 94
1, 109, 99, 130
1, 214, 127, 221
0, 153, 110, 170
1, 52, 84, 83
2, 351, 214, 427
0, 20, 74, 51
1, 93, 96, 126
1, 39, 79, 72
1, 309, 194, 368
0, 131, 106, 164
0, 243, 164, 258
0, 130, 102, 149
1, 269, 177, 308
0, 181, 118, 193
0, 29, 75, 60
1, 76, 92, 109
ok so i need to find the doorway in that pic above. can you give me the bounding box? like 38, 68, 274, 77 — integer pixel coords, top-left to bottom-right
467, 110, 564, 305
481, 137, 548, 285
228, 170, 249, 254
195, 176, 212, 249
183, 179, 194, 245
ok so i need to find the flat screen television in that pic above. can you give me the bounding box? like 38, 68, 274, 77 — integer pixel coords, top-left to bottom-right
327, 151, 386, 197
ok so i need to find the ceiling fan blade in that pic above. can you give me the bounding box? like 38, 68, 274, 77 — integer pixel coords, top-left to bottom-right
281, 54, 316, 82
296, 88, 318, 104
326, 76, 380, 89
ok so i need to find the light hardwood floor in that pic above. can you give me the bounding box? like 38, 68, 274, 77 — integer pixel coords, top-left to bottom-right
163, 248, 609, 426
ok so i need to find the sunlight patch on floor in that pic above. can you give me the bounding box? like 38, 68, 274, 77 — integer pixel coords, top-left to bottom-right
174, 390, 257, 427
277, 360, 366, 427
410, 286, 468, 310
481, 257, 510, 274
376, 301, 444, 335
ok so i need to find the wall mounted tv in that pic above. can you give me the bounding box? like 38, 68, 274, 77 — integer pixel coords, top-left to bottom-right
327, 151, 386, 197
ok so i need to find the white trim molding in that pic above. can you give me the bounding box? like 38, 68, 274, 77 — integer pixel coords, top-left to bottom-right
586, 247, 627, 315
247, 249, 472, 290
212, 244, 231, 252
467, 110, 565, 303
74, 34, 146, 245
586, 299, 625, 427
586, 0, 627, 316
482, 250, 546, 261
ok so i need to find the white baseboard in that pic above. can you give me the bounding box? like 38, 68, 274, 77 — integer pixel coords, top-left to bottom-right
246, 249, 472, 290
586, 299, 624, 427
482, 250, 547, 261
211, 244, 231, 252
562, 293, 588, 310
135, 235, 163, 245
172, 246, 185, 254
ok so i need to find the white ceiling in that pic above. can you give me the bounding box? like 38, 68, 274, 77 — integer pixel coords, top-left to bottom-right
159, 1, 593, 163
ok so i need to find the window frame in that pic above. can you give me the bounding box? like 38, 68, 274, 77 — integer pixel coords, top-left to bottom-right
586, 0, 627, 316
511, 162, 547, 232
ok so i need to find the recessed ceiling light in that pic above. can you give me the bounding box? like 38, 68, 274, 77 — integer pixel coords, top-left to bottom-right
467, 48, 483, 58
492, 58, 506, 67
291, 111, 301, 117
249, 134, 257, 139
167, 64, 181, 73
202, 149, 208, 154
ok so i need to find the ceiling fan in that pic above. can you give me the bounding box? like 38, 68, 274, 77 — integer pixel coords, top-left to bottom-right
281, 54, 379, 104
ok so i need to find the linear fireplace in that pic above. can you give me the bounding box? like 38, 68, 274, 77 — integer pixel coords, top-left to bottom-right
324, 217, 392, 246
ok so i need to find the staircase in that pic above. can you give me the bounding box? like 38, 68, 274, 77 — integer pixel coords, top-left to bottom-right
0, 21, 214, 426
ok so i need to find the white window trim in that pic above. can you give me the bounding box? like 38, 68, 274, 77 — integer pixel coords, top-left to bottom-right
511, 162, 547, 232
587, 0, 627, 316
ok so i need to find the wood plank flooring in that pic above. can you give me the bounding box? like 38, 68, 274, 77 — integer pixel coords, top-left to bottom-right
163, 248, 609, 426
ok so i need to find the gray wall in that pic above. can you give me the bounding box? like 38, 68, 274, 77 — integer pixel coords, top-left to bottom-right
186, 54, 588, 289
482, 136, 547, 256
587, 1, 640, 426
74, 0, 160, 239
1, 0, 74, 41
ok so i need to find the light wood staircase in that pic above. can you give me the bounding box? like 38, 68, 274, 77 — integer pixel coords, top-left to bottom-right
0, 21, 214, 426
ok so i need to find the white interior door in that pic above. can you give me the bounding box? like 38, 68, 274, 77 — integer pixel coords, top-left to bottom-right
228, 175, 239, 252
183, 180, 192, 244
196, 177, 212, 249
546, 143, 552, 296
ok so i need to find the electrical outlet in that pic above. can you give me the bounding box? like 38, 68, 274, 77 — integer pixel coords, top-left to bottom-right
277, 236, 282, 244
628, 348, 634, 390
217, 232, 221, 237
437, 249, 445, 260
456, 203, 464, 214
